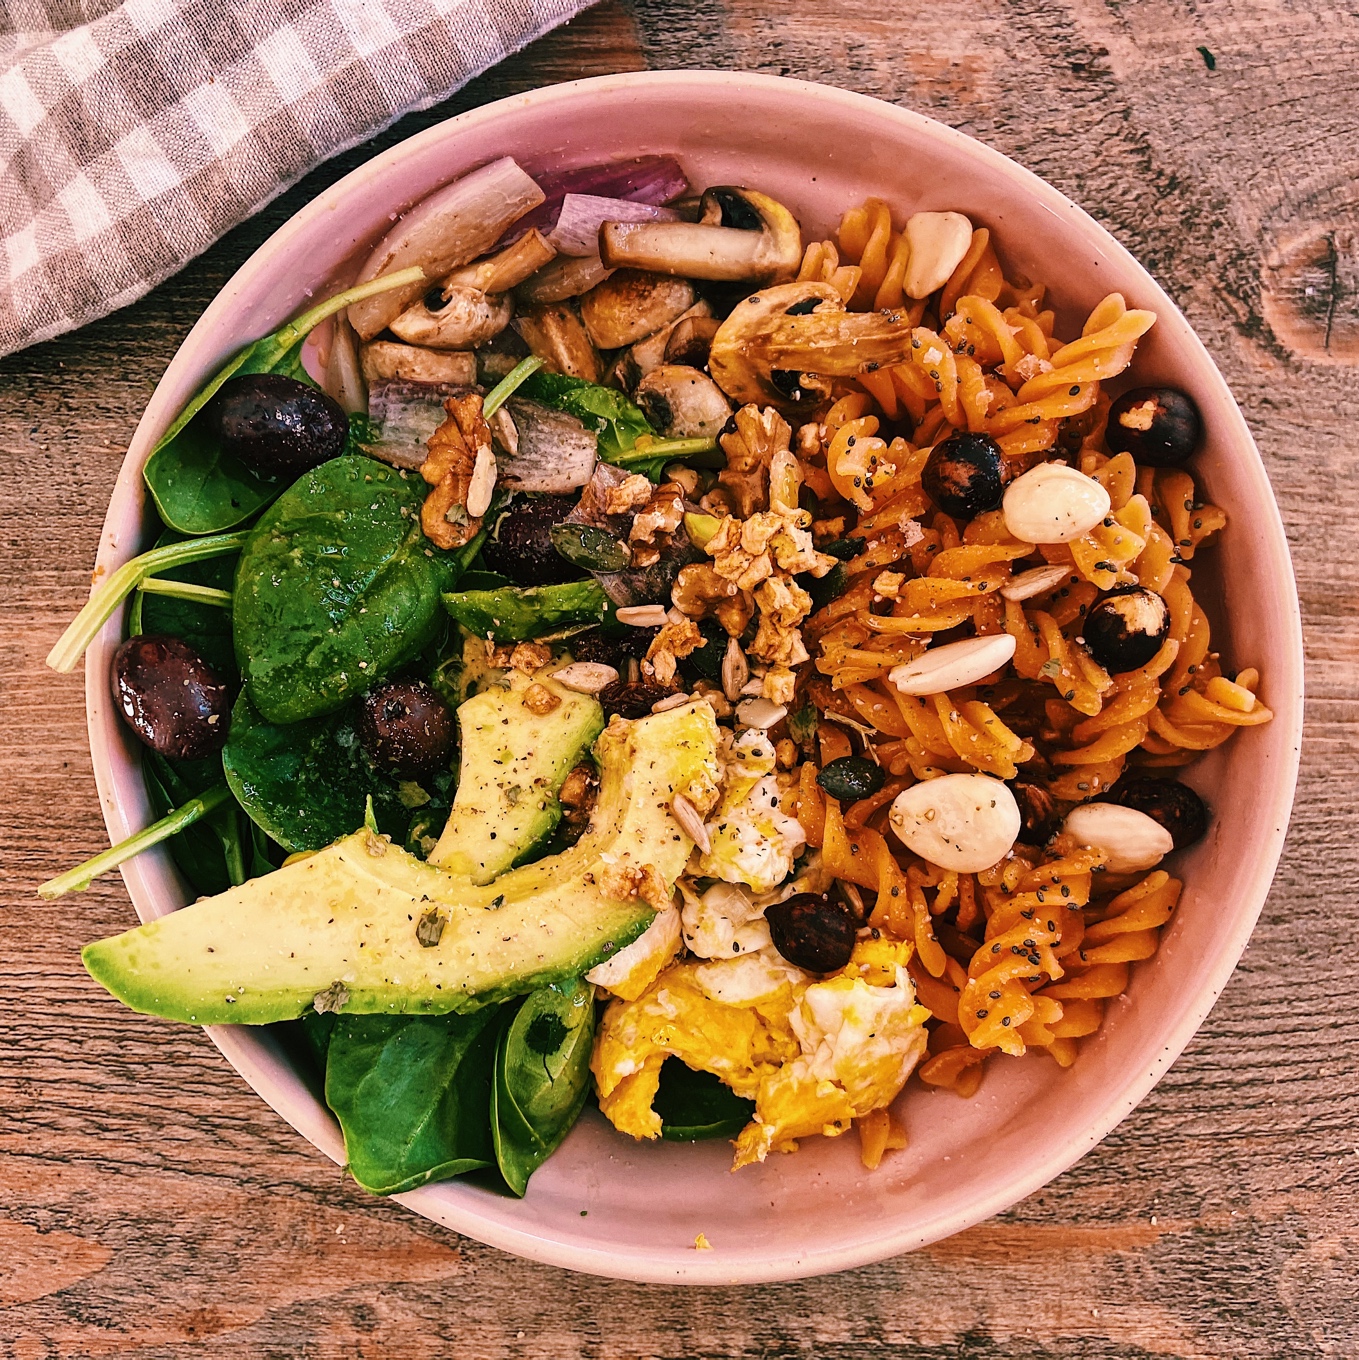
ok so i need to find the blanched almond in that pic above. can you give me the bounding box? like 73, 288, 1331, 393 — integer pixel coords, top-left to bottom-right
889, 774, 1020, 872
616, 604, 670, 627
1002, 462, 1112, 544
903, 211, 974, 299
1062, 803, 1173, 872
888, 633, 1016, 696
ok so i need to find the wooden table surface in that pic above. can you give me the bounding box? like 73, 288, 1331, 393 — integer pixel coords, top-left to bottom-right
3, 2, 1356, 1355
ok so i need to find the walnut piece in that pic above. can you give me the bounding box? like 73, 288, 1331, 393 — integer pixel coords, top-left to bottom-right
628, 480, 686, 568
718, 404, 792, 517
603, 472, 655, 517
598, 860, 672, 912
522, 682, 562, 714
421, 393, 493, 549
643, 617, 704, 687
509, 641, 553, 674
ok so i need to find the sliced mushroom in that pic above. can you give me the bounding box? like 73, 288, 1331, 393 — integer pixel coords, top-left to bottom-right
497, 397, 598, 493
512, 302, 601, 381
634, 365, 733, 439
579, 269, 696, 350
663, 313, 721, 369
442, 229, 557, 294
629, 300, 714, 378
708, 281, 913, 410
390, 286, 513, 349
516, 254, 614, 305
323, 309, 367, 415
599, 187, 802, 285
347, 157, 544, 340
360, 341, 477, 386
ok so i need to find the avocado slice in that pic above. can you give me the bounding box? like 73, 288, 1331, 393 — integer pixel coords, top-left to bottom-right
428, 672, 603, 884
83, 702, 719, 1025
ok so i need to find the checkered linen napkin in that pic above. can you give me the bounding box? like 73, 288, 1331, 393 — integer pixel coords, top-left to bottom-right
0, 0, 594, 359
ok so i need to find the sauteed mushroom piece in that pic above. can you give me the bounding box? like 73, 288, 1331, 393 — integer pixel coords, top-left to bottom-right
360, 341, 476, 386
513, 303, 601, 381
579, 269, 696, 350
634, 365, 733, 439
708, 281, 913, 410
390, 286, 513, 349
600, 187, 802, 286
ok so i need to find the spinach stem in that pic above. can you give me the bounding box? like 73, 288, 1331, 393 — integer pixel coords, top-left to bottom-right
47, 531, 249, 674
618, 435, 721, 462
482, 355, 545, 418
137, 578, 234, 608
273, 266, 426, 350
38, 784, 233, 900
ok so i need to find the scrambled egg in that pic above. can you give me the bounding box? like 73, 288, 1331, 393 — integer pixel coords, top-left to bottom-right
679, 880, 771, 959
591, 937, 929, 1167
585, 902, 682, 1001
694, 731, 806, 893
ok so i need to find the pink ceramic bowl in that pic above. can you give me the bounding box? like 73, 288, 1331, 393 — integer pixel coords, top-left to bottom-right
83, 71, 1302, 1283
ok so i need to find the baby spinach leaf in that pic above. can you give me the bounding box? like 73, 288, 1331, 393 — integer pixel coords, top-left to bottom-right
234, 456, 461, 725
441, 579, 607, 642
325, 1007, 500, 1195
492, 978, 596, 1196
142, 267, 422, 537
519, 370, 653, 463
654, 1058, 755, 1141
143, 417, 283, 537
221, 691, 410, 853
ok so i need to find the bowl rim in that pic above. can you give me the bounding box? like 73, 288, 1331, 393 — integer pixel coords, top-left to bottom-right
81, 69, 1304, 1284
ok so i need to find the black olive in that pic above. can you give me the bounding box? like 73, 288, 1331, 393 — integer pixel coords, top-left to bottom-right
1083, 586, 1171, 673
678, 618, 727, 685
1008, 781, 1059, 843
482, 496, 584, 586
208, 373, 348, 479
570, 626, 659, 669
595, 679, 673, 719
817, 756, 885, 802
1105, 777, 1208, 849
922, 431, 1007, 518
357, 680, 455, 779
765, 893, 857, 973
1106, 387, 1201, 467
112, 635, 232, 759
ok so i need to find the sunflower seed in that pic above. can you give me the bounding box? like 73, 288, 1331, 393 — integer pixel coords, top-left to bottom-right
552, 661, 619, 694
466, 442, 498, 518
671, 793, 711, 854
722, 635, 750, 702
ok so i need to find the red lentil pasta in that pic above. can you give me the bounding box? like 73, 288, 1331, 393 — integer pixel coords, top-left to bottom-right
787, 195, 1272, 1097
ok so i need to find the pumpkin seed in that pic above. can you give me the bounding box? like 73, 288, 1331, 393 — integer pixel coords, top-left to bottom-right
816, 755, 885, 802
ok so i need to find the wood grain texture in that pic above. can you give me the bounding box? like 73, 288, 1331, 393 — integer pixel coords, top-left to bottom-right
2, 1, 1357, 1355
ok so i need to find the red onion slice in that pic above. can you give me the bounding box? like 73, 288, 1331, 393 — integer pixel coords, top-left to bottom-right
547, 195, 681, 257
496, 155, 688, 249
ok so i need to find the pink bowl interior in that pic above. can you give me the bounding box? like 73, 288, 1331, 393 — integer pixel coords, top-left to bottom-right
83, 72, 1302, 1283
